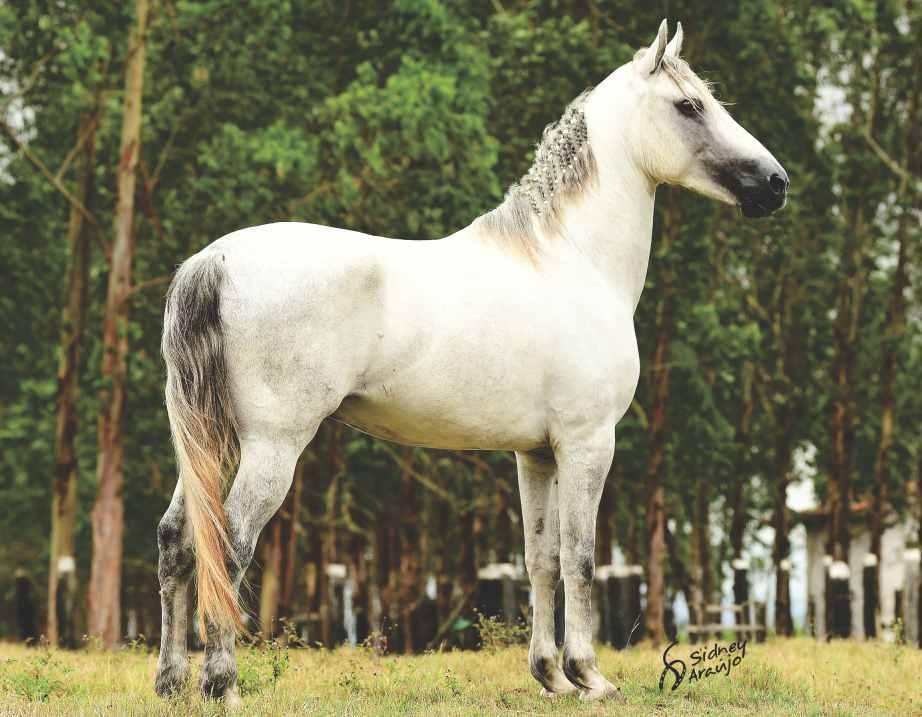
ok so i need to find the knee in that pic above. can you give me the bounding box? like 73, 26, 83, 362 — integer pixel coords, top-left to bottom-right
525, 552, 560, 585
560, 547, 594, 585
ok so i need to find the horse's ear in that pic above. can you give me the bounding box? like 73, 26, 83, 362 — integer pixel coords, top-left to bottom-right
665, 21, 683, 58
636, 19, 669, 76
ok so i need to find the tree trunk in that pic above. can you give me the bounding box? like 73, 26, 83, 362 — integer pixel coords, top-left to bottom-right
623, 477, 641, 566
374, 517, 392, 635
869, 221, 906, 620
595, 469, 614, 566
348, 531, 369, 643
729, 361, 754, 568
772, 420, 794, 636
397, 448, 420, 653
689, 477, 710, 625
664, 520, 691, 602
280, 453, 306, 618
259, 517, 283, 636
828, 55, 883, 563
87, 0, 148, 648
49, 110, 98, 647
828, 315, 856, 563
644, 191, 679, 647
305, 524, 323, 641
319, 424, 343, 647
871, 41, 918, 628
435, 497, 454, 625
459, 467, 486, 600
495, 475, 513, 564
918, 450, 922, 648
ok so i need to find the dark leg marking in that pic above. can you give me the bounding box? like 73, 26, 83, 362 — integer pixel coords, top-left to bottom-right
155, 510, 194, 698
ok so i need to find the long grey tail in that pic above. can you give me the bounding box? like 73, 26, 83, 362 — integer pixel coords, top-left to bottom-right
161, 251, 242, 638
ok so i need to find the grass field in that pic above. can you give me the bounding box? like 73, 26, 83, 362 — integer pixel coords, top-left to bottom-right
1, 637, 921, 716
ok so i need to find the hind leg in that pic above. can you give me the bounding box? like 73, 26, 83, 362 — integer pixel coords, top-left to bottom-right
155, 483, 194, 696
200, 431, 316, 704
516, 450, 578, 697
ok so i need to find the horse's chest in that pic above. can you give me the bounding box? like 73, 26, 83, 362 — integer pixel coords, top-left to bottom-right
545, 313, 640, 420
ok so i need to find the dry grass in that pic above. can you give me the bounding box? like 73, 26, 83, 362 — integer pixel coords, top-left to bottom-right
1, 637, 921, 716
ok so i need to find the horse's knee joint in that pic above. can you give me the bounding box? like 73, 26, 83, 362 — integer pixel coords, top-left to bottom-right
561, 545, 594, 583
525, 553, 560, 579
576, 554, 594, 582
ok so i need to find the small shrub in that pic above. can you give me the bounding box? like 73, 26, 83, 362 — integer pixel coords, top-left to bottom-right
473, 610, 529, 652
125, 635, 151, 654
893, 618, 905, 645
443, 668, 464, 697
280, 619, 307, 648
236, 637, 290, 696
361, 630, 388, 657
0, 648, 70, 702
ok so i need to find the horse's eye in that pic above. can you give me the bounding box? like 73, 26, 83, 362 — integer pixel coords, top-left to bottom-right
676, 98, 701, 117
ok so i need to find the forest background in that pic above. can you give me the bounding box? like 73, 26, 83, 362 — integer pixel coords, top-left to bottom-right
1, 0, 920, 653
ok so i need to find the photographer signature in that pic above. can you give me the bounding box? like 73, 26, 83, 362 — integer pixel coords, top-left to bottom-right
659, 638, 748, 691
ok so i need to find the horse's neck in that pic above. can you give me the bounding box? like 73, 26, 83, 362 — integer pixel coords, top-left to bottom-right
555, 158, 656, 310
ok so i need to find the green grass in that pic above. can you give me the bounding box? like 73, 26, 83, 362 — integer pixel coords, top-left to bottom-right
1, 637, 920, 716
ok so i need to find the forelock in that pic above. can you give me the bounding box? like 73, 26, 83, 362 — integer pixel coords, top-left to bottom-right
660, 55, 718, 101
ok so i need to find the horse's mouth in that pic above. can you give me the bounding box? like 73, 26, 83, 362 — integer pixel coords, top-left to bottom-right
708, 157, 789, 219
739, 199, 772, 218
738, 191, 786, 219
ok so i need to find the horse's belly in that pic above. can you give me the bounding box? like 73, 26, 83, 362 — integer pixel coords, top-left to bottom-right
331, 386, 546, 451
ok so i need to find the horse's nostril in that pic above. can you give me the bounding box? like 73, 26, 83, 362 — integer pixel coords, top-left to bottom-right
768, 173, 787, 195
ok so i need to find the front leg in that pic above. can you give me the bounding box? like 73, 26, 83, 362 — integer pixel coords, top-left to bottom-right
516, 450, 578, 697
556, 428, 624, 702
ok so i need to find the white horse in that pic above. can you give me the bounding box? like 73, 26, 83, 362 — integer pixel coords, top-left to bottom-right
155, 20, 787, 704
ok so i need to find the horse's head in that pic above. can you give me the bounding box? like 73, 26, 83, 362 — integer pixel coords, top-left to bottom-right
589, 20, 788, 218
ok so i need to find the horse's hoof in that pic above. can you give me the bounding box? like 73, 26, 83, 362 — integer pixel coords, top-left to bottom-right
578, 681, 625, 702
539, 684, 579, 699
224, 686, 243, 709
154, 661, 190, 698
201, 670, 237, 701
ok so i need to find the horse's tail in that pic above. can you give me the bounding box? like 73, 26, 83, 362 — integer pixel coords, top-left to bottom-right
161, 250, 242, 639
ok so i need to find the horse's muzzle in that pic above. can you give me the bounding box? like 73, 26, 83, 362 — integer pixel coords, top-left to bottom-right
737, 162, 789, 218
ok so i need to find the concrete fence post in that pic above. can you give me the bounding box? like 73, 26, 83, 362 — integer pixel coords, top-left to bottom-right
862, 553, 878, 640
828, 560, 851, 639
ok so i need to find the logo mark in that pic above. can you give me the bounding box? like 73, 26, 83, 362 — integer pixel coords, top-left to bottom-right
658, 640, 686, 692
